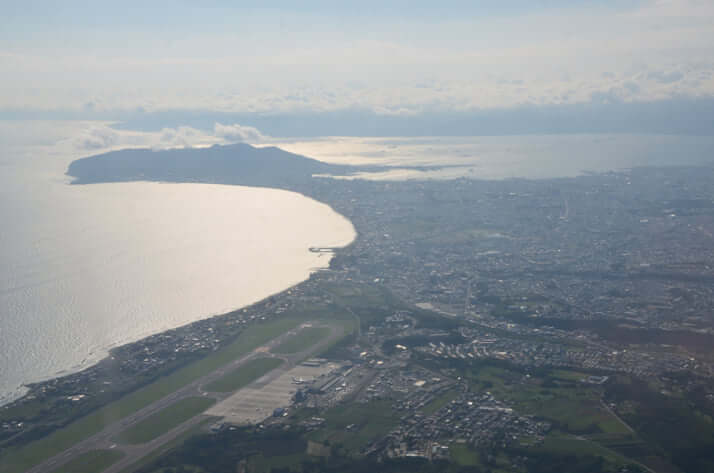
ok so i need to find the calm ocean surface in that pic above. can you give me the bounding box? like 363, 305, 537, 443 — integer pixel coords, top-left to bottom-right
2, 122, 714, 406
271, 134, 714, 180
0, 122, 355, 405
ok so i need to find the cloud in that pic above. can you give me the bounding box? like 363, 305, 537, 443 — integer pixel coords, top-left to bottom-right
647, 70, 685, 84
213, 123, 266, 143
3, 0, 714, 117
74, 126, 120, 150
158, 126, 208, 148
71, 122, 268, 153
622, 81, 641, 94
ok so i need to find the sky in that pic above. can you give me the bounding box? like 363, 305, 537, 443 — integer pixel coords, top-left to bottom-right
1, 0, 714, 136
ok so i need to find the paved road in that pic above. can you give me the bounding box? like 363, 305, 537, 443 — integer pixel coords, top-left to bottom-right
29, 322, 343, 473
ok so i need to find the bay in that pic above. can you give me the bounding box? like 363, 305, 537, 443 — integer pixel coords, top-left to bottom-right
0, 122, 355, 405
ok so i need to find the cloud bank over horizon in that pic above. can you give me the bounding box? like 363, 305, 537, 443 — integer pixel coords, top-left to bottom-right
2, 0, 714, 135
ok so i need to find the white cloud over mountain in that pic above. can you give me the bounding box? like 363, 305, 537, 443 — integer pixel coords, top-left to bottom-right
71, 123, 268, 152
213, 123, 266, 143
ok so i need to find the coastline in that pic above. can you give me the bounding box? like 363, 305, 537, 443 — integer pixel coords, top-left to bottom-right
7, 147, 713, 410
1, 188, 356, 409
4, 137, 714, 473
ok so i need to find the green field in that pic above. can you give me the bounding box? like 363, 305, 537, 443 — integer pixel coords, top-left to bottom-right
450, 444, 516, 472
450, 443, 481, 466
249, 452, 309, 473
550, 369, 589, 382
51, 449, 124, 473
534, 434, 632, 467
116, 397, 215, 445
428, 360, 644, 468
0, 315, 310, 473
205, 357, 283, 393
307, 400, 400, 453
421, 389, 460, 416
272, 327, 330, 354
462, 364, 630, 435
117, 417, 215, 473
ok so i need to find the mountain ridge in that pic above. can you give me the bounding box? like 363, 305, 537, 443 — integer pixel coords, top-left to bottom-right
67, 143, 360, 188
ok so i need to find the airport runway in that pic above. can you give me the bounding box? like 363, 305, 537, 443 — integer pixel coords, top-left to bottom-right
28, 322, 343, 473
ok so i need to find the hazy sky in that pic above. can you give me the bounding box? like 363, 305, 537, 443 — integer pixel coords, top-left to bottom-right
2, 0, 714, 134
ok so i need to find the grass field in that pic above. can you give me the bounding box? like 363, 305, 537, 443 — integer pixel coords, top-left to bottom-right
444, 360, 643, 469
116, 397, 215, 445
272, 327, 330, 354
421, 389, 459, 416
51, 449, 124, 473
0, 315, 309, 473
450, 443, 481, 466
307, 400, 400, 453
450, 444, 516, 473
534, 434, 632, 466
117, 418, 216, 473
205, 357, 283, 393
250, 452, 309, 473
463, 364, 630, 435
550, 369, 589, 382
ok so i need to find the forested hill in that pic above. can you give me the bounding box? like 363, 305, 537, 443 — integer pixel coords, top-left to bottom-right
67, 143, 364, 188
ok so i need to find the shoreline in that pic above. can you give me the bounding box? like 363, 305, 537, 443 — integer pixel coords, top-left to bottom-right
6, 160, 712, 408
4, 136, 714, 473
1, 187, 356, 409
